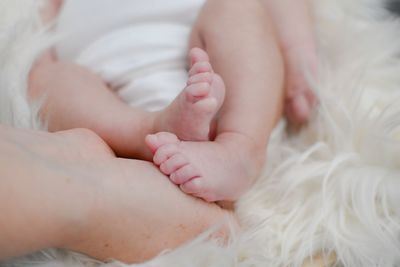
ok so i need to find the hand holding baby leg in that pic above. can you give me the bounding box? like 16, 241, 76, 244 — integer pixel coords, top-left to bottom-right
0, 126, 233, 263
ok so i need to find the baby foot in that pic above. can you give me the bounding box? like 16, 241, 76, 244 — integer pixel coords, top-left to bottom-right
156, 48, 225, 141
145, 132, 261, 202
284, 46, 318, 125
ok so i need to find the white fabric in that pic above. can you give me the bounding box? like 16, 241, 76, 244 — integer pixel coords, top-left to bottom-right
1, 0, 400, 266
56, 0, 204, 111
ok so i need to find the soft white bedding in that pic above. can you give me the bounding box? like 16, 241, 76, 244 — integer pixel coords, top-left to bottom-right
1, 0, 400, 266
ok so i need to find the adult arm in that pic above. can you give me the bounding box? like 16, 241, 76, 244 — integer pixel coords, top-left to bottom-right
0, 126, 232, 263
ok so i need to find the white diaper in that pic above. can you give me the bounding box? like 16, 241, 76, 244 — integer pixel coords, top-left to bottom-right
56, 0, 204, 111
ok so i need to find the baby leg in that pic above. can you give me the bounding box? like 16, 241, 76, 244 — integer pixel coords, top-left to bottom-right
29, 49, 224, 160
32, 1, 226, 159
146, 0, 284, 201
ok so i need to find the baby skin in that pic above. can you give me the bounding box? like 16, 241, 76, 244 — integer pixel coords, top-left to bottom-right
146, 131, 257, 202
32, 0, 284, 203
147, 51, 254, 202
31, 47, 246, 202
29, 48, 225, 160
156, 48, 225, 142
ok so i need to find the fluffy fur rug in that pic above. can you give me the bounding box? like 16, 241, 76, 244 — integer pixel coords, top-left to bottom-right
1, 0, 400, 266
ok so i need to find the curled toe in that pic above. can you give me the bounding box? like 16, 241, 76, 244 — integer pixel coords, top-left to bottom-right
170, 164, 200, 185
160, 154, 189, 175
153, 143, 180, 165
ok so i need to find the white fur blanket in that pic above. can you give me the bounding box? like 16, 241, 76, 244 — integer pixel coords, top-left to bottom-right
1, 0, 400, 266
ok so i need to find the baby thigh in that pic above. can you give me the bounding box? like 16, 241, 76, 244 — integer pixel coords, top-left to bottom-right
190, 0, 284, 152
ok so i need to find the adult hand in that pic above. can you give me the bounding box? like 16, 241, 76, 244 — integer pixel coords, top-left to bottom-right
0, 126, 232, 263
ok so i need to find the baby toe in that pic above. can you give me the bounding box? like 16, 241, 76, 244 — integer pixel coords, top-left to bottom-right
145, 132, 179, 153
180, 178, 217, 202
153, 143, 180, 166
170, 164, 200, 185
189, 61, 213, 76
160, 154, 189, 175
189, 47, 210, 66
187, 72, 213, 86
